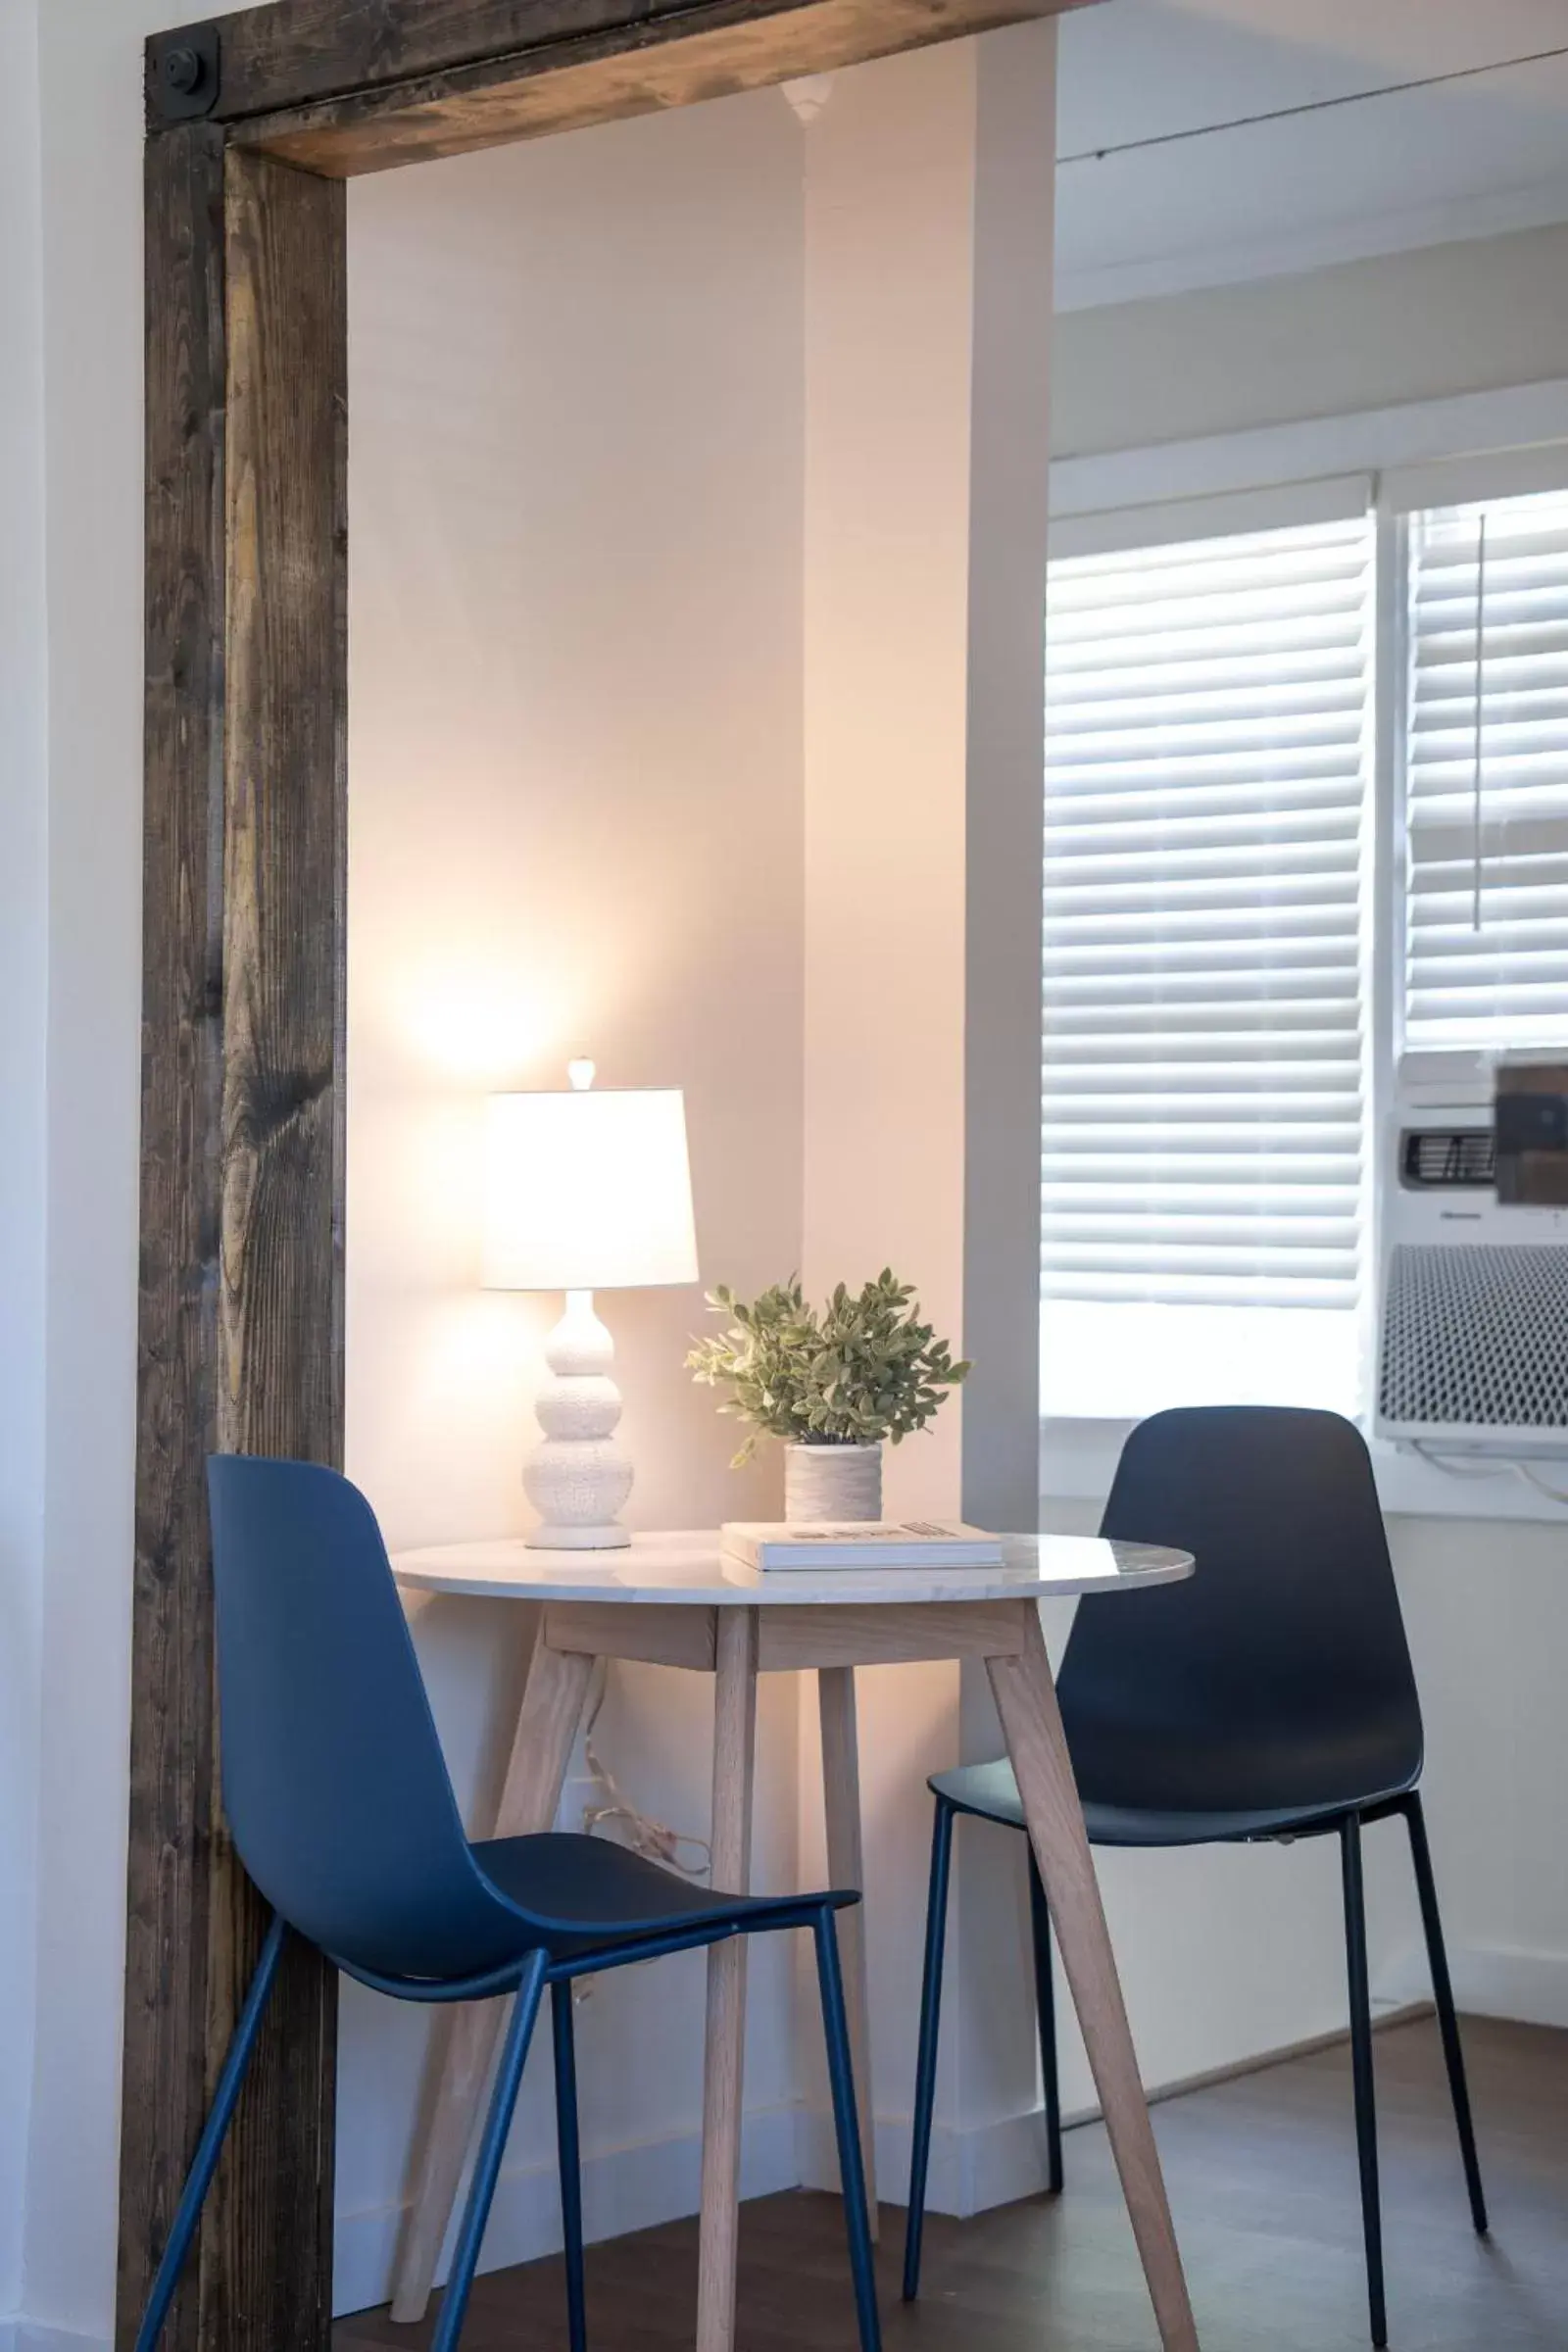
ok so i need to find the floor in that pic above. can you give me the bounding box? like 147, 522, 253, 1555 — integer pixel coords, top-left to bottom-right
338, 2014, 1568, 2352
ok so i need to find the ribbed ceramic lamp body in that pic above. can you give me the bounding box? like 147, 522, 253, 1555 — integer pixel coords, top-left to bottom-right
484, 1085, 698, 1547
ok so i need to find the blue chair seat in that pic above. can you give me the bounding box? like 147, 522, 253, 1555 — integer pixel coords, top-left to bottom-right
930, 1759, 1421, 1848
474, 1830, 857, 1954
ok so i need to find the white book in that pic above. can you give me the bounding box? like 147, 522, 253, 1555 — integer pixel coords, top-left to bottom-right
720, 1520, 1004, 1572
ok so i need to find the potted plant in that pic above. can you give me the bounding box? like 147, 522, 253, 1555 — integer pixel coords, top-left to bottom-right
686, 1271, 969, 1521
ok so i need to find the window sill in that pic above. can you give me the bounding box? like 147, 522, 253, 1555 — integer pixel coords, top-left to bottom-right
1040, 1417, 1568, 1527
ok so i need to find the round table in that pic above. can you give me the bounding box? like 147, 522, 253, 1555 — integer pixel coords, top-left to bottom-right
388, 1531, 1200, 2352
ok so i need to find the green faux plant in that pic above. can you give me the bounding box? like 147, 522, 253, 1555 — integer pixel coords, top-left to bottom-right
686, 1271, 969, 1467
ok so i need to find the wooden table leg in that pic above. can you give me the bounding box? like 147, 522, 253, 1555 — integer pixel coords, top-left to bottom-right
695, 1607, 760, 2352
390, 1626, 595, 2323
817, 1664, 879, 2237
988, 1608, 1200, 2352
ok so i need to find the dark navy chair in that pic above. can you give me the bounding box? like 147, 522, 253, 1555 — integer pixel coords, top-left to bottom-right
134, 1458, 880, 2352
902, 1406, 1486, 2348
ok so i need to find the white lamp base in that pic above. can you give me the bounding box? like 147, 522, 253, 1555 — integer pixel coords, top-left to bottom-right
524, 1291, 633, 1550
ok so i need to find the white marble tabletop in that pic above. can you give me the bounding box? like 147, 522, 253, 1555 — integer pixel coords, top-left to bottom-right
393, 1528, 1195, 1607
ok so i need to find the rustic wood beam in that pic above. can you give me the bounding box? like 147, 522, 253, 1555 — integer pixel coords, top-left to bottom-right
121, 132, 347, 2352
122, 117, 231, 2352
239, 0, 1067, 175
157, 0, 1081, 177
172, 0, 1084, 128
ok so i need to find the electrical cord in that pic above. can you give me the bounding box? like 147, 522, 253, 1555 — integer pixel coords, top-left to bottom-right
1409, 1442, 1568, 1505
578, 1658, 711, 1879
1409, 1441, 1511, 1481
1514, 1460, 1568, 1507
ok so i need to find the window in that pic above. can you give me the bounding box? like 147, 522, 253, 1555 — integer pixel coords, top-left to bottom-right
1042, 476, 1568, 1426
1401, 489, 1568, 1051
1041, 516, 1375, 1419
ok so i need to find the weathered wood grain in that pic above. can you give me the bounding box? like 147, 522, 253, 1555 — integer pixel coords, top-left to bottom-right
222, 0, 1076, 176
697, 1609, 760, 2352
119, 129, 348, 2352
120, 119, 231, 2352
199, 141, 349, 2351
987, 1609, 1199, 2352
177, 0, 1086, 135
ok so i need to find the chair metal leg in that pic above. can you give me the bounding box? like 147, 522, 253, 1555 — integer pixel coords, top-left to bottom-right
430, 1950, 549, 2352
1027, 1849, 1064, 2195
902, 1795, 955, 2303
814, 1907, 883, 2352
1402, 1792, 1488, 2233
1342, 1815, 1387, 2348
552, 1979, 588, 2352
133, 1913, 288, 2352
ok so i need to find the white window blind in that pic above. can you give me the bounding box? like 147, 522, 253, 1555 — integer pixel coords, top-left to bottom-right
1041, 516, 1374, 1417
1403, 487, 1568, 1050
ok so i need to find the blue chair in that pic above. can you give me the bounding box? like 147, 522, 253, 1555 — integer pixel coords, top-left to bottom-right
134, 1458, 880, 2352
902, 1406, 1486, 2349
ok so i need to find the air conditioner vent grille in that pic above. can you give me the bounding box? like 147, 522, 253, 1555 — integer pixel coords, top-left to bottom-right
1380, 1245, 1568, 1430
1401, 1129, 1494, 1189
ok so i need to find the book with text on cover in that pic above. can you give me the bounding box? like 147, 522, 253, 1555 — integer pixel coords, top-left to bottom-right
721, 1521, 1004, 1572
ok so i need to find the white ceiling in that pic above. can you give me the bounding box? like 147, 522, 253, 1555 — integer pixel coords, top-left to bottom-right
1055, 0, 1568, 308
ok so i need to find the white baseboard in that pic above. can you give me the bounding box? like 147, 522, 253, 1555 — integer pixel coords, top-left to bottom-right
798, 2103, 1056, 2219
0, 2325, 111, 2352
333, 2102, 802, 2320
1378, 1940, 1568, 2032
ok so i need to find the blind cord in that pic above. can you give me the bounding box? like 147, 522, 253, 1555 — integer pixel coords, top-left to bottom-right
1472, 511, 1488, 934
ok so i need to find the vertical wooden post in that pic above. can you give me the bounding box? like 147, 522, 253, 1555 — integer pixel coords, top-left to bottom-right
122, 117, 231, 2352
121, 132, 347, 2351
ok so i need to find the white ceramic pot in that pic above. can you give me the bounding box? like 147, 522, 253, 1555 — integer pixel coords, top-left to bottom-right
783, 1441, 883, 1524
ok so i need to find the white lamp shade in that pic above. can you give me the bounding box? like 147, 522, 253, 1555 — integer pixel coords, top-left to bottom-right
482, 1087, 699, 1293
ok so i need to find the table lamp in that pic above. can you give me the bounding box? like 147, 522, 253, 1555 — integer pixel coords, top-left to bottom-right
483, 1059, 699, 1548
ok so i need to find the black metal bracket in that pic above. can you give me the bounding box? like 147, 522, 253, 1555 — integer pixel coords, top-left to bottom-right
146, 24, 221, 123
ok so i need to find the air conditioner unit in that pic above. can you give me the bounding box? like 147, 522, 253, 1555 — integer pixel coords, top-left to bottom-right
1375, 1053, 1568, 1462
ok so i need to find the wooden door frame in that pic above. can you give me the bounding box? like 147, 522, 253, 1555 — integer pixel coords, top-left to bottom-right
128, 0, 1075, 2341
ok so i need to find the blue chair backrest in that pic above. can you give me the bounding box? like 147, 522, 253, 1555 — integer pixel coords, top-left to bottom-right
1059, 1406, 1423, 1817
207, 1455, 536, 1981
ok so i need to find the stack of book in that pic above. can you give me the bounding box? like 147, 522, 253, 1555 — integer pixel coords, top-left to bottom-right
720, 1520, 1004, 1573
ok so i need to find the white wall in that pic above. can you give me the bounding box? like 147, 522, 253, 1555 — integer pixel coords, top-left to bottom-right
1052, 217, 1568, 460
17, 2, 202, 2344
797, 26, 1060, 2212
0, 0, 48, 2324
340, 91, 809, 2312
344, 29, 1064, 2286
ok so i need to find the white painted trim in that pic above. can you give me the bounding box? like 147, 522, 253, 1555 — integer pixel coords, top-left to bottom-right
0, 2326, 111, 2352
1050, 471, 1371, 560
333, 2102, 801, 2321
1051, 378, 1568, 523
798, 1998, 1433, 2218
1377, 1941, 1568, 2033
1055, 178, 1568, 318
798, 2102, 1056, 2219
